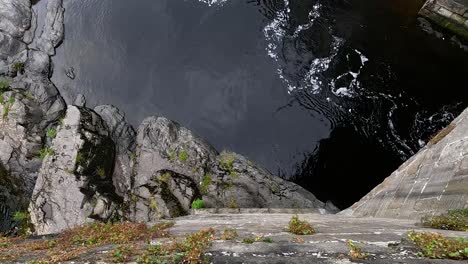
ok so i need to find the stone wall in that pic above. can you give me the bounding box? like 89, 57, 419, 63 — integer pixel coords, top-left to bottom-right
347, 107, 468, 219
419, 0, 468, 39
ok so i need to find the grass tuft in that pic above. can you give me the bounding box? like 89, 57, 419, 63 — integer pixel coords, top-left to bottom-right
287, 215, 315, 235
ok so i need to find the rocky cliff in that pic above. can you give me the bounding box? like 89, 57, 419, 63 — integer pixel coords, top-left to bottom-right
0, 0, 333, 235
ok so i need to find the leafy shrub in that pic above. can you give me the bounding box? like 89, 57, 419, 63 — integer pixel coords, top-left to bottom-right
408, 231, 468, 259
421, 209, 468, 231
191, 199, 205, 209
287, 215, 315, 235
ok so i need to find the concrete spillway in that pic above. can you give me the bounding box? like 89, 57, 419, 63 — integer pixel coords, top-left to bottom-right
420, 0, 468, 39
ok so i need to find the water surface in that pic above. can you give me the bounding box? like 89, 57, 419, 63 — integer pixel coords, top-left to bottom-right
42, 0, 468, 208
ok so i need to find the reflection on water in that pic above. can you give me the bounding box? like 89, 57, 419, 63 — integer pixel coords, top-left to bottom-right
43, 0, 468, 208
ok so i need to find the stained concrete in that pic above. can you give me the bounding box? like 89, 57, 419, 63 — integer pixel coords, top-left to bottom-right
165, 213, 467, 263
420, 0, 468, 39
347, 108, 468, 219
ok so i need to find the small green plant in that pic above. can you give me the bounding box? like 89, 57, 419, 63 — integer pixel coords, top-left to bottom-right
109, 244, 135, 262
262, 237, 273, 243
219, 152, 238, 177
46, 127, 57, 139
287, 215, 315, 235
158, 172, 172, 183
0, 79, 9, 92
168, 149, 176, 161
38, 147, 54, 160
13, 211, 31, 235
129, 152, 137, 162
137, 228, 215, 264
191, 199, 205, 209
229, 197, 238, 209
179, 150, 188, 163
408, 231, 468, 260
97, 167, 106, 177
421, 208, 468, 231
13, 62, 25, 74
2, 97, 15, 120
347, 240, 368, 259
200, 174, 212, 194
75, 152, 83, 164
221, 228, 238, 240
242, 238, 254, 244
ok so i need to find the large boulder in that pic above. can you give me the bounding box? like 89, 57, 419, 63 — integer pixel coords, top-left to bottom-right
129, 116, 218, 223
129, 116, 332, 222
29, 106, 121, 235
346, 107, 468, 219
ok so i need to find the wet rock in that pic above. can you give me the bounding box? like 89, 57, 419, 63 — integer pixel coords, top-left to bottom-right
29, 106, 121, 235
348, 108, 468, 219
94, 104, 136, 200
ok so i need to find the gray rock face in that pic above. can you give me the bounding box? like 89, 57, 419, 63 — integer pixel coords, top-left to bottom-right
94, 105, 136, 201
347, 108, 468, 219
129, 116, 331, 222
32, 0, 64, 55
29, 106, 121, 235
206, 152, 329, 211
129, 116, 218, 222
0, 89, 44, 231
0, 0, 31, 38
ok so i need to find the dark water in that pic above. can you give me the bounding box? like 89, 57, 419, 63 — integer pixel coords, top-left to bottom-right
41, 0, 467, 209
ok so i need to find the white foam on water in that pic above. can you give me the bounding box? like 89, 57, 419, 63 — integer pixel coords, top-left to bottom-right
196, 0, 228, 6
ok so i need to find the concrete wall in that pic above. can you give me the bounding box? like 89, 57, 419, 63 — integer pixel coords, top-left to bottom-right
419, 0, 468, 39
347, 107, 468, 219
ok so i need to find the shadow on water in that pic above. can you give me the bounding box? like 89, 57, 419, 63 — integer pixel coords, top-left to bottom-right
43, 0, 468, 209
